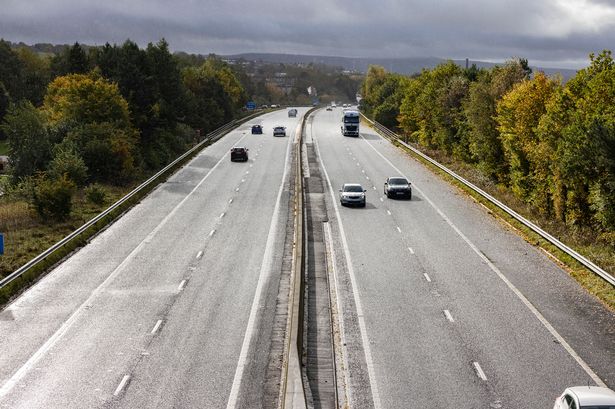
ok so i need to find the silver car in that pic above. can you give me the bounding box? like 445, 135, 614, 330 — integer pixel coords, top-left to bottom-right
553, 386, 615, 409
339, 183, 366, 207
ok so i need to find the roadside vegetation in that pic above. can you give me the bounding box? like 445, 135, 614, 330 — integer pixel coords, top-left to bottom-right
0, 38, 362, 294
0, 38, 250, 285
360, 51, 615, 307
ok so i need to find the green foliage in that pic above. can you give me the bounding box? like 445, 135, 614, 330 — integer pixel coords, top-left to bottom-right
361, 50, 615, 235
67, 122, 138, 183
47, 141, 88, 186
30, 175, 76, 221
0, 81, 8, 139
50, 42, 90, 77
84, 183, 107, 205
496, 72, 560, 212
464, 60, 528, 180
1, 101, 51, 181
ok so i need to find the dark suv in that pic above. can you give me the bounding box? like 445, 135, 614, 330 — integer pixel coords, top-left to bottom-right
384, 177, 412, 199
230, 147, 249, 162
251, 125, 263, 134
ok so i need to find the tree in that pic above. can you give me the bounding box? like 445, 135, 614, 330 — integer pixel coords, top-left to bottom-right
496, 72, 560, 213
47, 140, 88, 186
1, 101, 51, 181
50, 42, 90, 77
0, 39, 24, 102
43, 71, 132, 128
0, 81, 9, 139
464, 60, 528, 181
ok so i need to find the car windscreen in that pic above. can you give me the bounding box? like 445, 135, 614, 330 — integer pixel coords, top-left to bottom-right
344, 116, 360, 123
344, 185, 363, 192
389, 178, 408, 185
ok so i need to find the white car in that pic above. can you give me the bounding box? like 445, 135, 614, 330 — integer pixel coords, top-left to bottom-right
554, 386, 615, 409
339, 183, 366, 207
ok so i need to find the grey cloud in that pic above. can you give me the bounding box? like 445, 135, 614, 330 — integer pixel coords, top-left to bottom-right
1, 0, 613, 68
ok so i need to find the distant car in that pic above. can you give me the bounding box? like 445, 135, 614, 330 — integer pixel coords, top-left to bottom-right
230, 147, 249, 162
326, 106, 333, 111
273, 126, 286, 137
339, 183, 366, 207
251, 125, 263, 134
288, 108, 298, 117
270, 104, 278, 108
384, 176, 412, 199
260, 104, 269, 109
554, 386, 615, 409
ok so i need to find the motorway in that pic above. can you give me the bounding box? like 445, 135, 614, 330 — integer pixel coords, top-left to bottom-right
307, 107, 615, 409
0, 106, 613, 409
0, 109, 308, 409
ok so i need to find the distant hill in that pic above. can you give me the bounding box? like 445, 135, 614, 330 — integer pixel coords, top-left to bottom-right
225, 52, 578, 80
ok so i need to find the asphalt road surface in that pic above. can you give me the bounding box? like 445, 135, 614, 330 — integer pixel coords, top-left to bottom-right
308, 107, 615, 409
0, 109, 307, 409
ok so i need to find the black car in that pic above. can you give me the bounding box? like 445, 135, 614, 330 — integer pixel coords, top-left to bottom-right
384, 177, 412, 199
230, 147, 249, 162
251, 125, 263, 134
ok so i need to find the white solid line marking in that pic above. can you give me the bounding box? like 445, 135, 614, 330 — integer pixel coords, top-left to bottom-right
220, 212, 225, 218
226, 127, 293, 409
151, 319, 163, 334
473, 362, 487, 381
196, 251, 203, 259
360, 131, 607, 387
0, 126, 250, 400
177, 279, 187, 291
444, 310, 454, 322
408, 247, 415, 254
423, 273, 432, 282
396, 226, 402, 233
386, 210, 391, 215
314, 135, 382, 409
209, 229, 215, 237
114, 375, 130, 396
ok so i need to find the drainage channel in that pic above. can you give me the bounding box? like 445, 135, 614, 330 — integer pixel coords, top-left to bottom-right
303, 140, 338, 409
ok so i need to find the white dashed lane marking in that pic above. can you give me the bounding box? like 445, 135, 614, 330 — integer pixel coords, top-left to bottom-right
396, 226, 402, 233
113, 375, 130, 396
196, 251, 203, 259
443, 310, 454, 322
177, 279, 187, 291
473, 362, 487, 381
423, 273, 432, 282
408, 247, 415, 254
386, 210, 391, 216
151, 320, 163, 334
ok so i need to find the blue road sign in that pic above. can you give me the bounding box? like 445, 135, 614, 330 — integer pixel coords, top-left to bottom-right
0, 234, 4, 255
246, 101, 256, 110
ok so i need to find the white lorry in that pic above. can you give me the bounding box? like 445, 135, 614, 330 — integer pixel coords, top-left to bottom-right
341, 109, 360, 137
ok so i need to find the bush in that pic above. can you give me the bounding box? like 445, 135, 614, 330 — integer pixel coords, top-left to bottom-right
47, 142, 88, 186
31, 175, 76, 221
85, 183, 107, 205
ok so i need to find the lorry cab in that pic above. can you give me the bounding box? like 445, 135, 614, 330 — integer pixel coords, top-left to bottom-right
341, 110, 360, 137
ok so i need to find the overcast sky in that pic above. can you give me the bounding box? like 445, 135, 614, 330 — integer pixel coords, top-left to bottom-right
2, 0, 614, 68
